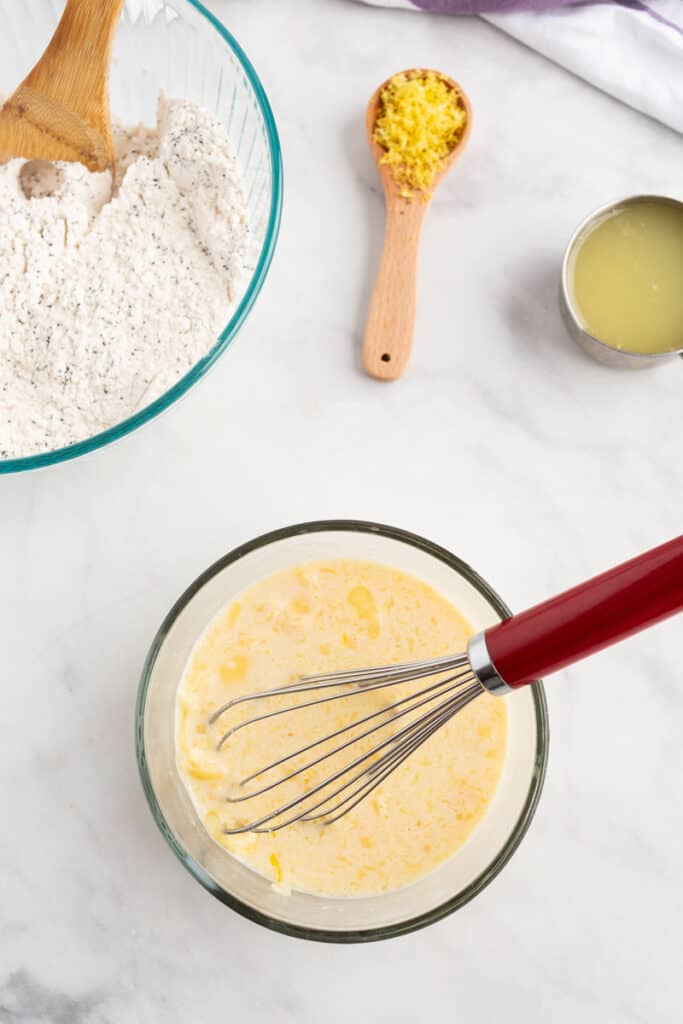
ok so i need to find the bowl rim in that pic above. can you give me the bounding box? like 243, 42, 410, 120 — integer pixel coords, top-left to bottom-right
135, 519, 550, 944
0, 0, 283, 475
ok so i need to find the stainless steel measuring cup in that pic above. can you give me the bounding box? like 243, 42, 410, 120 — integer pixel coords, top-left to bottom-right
560, 194, 683, 369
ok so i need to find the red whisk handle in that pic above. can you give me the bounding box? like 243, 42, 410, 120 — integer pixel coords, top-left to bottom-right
482, 534, 683, 690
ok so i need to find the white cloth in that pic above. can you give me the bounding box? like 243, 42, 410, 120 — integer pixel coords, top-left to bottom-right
359, 1, 683, 134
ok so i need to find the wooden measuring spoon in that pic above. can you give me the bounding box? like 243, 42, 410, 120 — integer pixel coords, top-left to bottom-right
0, 0, 125, 173
363, 71, 471, 381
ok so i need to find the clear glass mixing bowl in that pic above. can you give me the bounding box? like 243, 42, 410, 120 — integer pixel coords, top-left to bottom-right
137, 521, 549, 943
0, 0, 282, 474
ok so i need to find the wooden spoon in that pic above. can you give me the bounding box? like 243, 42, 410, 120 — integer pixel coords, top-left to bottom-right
363, 70, 472, 381
0, 0, 125, 173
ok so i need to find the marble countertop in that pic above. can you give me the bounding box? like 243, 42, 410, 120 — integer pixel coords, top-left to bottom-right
2, 1, 682, 1020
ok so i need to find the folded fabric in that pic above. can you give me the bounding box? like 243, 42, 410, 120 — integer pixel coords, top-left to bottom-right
411, 0, 588, 10
357, 0, 683, 134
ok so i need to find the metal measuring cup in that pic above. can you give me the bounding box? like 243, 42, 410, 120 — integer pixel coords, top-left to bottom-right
560, 194, 683, 369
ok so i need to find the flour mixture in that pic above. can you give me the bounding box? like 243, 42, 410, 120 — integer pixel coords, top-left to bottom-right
0, 95, 247, 459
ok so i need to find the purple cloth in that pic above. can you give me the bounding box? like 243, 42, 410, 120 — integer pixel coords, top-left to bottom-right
412, 0, 593, 11
393, 0, 683, 28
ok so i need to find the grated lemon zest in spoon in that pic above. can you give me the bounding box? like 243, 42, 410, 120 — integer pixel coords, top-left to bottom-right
373, 71, 467, 200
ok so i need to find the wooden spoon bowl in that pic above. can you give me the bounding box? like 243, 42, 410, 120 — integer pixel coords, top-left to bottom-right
0, 0, 125, 173
363, 70, 472, 381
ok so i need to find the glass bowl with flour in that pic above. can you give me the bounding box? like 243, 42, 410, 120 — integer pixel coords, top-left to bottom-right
0, 0, 282, 473
137, 521, 549, 943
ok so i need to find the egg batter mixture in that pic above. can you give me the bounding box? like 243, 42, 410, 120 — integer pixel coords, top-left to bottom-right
176, 561, 507, 896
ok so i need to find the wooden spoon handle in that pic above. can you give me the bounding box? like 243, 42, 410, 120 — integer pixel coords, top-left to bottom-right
363, 199, 427, 381
24, 0, 125, 115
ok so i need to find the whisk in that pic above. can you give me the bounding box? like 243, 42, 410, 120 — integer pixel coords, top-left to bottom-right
211, 534, 683, 833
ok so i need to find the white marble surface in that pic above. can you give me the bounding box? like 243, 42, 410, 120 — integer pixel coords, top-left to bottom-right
2, 1, 683, 1020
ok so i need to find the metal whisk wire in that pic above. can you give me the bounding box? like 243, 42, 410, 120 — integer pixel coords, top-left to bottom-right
237, 666, 473, 791
297, 681, 482, 826
209, 652, 467, 746
211, 653, 482, 833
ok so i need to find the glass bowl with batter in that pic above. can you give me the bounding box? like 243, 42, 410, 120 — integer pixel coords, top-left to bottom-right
136, 521, 548, 942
